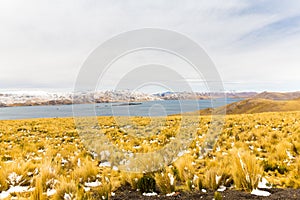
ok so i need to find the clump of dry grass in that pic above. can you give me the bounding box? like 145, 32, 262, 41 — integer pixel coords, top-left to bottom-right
72, 158, 98, 184
120, 172, 142, 190
0, 162, 9, 191
204, 167, 222, 190
287, 156, 300, 188
31, 176, 44, 200
154, 167, 176, 194
53, 178, 77, 200
231, 149, 263, 191
0, 160, 38, 190
173, 154, 195, 182
173, 154, 198, 191
39, 161, 58, 192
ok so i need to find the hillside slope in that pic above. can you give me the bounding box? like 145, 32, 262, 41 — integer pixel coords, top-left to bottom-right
253, 91, 300, 100
183, 98, 300, 115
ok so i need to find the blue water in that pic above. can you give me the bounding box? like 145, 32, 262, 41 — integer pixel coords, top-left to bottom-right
0, 99, 242, 120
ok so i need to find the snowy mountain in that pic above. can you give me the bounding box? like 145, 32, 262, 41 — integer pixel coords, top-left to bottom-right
0, 90, 256, 107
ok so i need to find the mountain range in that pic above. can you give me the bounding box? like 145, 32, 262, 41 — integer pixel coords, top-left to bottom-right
0, 90, 255, 107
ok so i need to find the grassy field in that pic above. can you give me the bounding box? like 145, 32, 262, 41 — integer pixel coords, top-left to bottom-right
0, 111, 300, 199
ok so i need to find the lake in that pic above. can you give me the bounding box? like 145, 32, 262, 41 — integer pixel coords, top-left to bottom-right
0, 98, 242, 120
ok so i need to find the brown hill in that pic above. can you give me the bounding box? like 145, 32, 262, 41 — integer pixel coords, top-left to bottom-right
182, 98, 300, 115
253, 91, 300, 100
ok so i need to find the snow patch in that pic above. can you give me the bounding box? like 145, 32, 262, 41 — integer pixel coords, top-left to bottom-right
84, 180, 102, 187
7, 186, 30, 193
286, 151, 295, 160
99, 161, 111, 167
142, 192, 157, 196
64, 193, 73, 200
0, 191, 10, 199
47, 189, 57, 196
258, 178, 272, 189
166, 192, 176, 196
77, 158, 81, 167
8, 172, 23, 186
216, 175, 222, 185
177, 150, 190, 157
251, 189, 271, 197
217, 185, 226, 192
168, 173, 175, 185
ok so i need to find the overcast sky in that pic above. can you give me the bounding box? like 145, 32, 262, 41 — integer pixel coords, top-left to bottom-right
0, 0, 300, 92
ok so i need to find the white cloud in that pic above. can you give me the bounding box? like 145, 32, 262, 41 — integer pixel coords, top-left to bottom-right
0, 0, 299, 92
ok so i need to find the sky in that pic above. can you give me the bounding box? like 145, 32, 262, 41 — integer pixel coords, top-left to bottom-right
0, 0, 300, 93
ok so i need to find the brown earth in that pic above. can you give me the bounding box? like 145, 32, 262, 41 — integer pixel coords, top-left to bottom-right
111, 185, 300, 200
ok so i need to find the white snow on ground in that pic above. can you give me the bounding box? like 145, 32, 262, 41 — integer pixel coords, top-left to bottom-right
64, 193, 73, 200
177, 150, 190, 157
0, 191, 10, 199
33, 156, 42, 161
84, 180, 102, 187
286, 151, 295, 160
61, 158, 68, 165
7, 186, 30, 193
193, 174, 199, 182
77, 158, 81, 167
46, 189, 57, 196
0, 186, 35, 199
168, 173, 175, 186
142, 192, 157, 196
217, 185, 226, 192
90, 151, 98, 159
37, 149, 45, 153
3, 160, 14, 164
166, 192, 176, 197
215, 175, 222, 185
251, 189, 271, 197
99, 161, 111, 167
8, 172, 23, 186
100, 150, 110, 160
258, 177, 272, 189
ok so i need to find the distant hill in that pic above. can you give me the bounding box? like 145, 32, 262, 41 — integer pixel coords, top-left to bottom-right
155, 91, 257, 100
1, 91, 257, 107
183, 98, 300, 115
253, 91, 300, 100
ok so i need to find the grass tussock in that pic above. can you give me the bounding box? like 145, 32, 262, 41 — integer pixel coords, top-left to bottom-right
231, 149, 263, 191
154, 167, 176, 194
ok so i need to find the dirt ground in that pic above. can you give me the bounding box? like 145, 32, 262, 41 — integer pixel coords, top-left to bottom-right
111, 185, 300, 200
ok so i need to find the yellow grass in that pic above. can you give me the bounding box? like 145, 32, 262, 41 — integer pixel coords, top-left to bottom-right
0, 112, 299, 198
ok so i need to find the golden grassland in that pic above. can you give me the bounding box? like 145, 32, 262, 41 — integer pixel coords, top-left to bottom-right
0, 111, 300, 199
